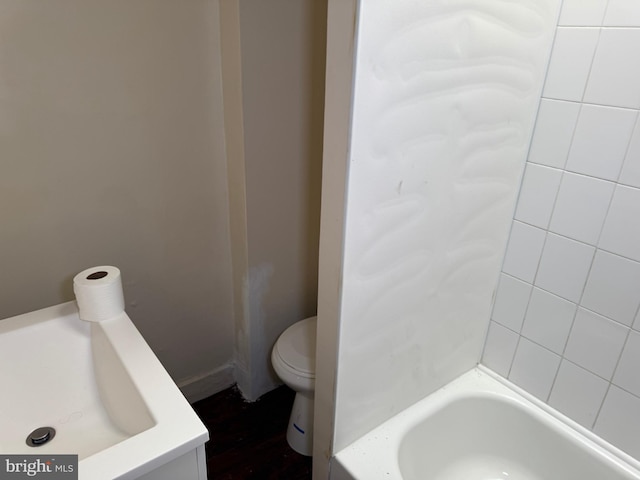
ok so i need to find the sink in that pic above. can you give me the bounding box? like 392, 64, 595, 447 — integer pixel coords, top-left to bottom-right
0, 302, 208, 480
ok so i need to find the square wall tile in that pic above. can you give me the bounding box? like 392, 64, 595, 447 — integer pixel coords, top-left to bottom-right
635, 311, 640, 332
491, 274, 532, 332
515, 163, 562, 229
549, 173, 615, 245
582, 251, 640, 326
535, 233, 595, 303
619, 119, 640, 189
599, 185, 640, 262
528, 99, 580, 169
509, 337, 561, 401
594, 386, 640, 459
502, 221, 546, 283
543, 27, 600, 102
566, 105, 637, 182
584, 28, 640, 109
613, 330, 640, 397
482, 321, 519, 378
559, 0, 608, 26
604, 0, 640, 27
564, 308, 628, 379
549, 360, 609, 428
521, 288, 576, 354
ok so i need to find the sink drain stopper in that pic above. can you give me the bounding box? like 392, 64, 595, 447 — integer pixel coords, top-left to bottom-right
26, 427, 56, 446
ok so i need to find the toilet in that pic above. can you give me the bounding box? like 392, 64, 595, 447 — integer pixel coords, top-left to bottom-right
271, 316, 317, 456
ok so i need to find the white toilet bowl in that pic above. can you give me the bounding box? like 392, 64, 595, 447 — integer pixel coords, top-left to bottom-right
271, 316, 317, 456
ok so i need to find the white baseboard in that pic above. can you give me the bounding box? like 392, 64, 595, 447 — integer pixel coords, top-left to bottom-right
178, 363, 235, 404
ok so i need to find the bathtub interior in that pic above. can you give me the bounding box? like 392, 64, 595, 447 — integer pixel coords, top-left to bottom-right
399, 393, 638, 480
333, 367, 640, 480
0, 303, 153, 458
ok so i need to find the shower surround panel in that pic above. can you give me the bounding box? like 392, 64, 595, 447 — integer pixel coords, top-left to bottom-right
333, 0, 561, 452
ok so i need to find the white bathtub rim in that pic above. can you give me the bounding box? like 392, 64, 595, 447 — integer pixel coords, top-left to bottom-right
334, 365, 640, 480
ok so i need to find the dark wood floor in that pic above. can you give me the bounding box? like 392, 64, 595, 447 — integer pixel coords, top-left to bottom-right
193, 385, 313, 480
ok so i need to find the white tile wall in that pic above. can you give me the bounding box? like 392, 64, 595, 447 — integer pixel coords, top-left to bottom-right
594, 386, 640, 459
528, 99, 580, 168
502, 221, 547, 283
620, 120, 640, 188
565, 105, 636, 181
515, 163, 562, 228
599, 185, 640, 262
564, 308, 628, 378
583, 29, 640, 108
549, 360, 609, 428
581, 251, 640, 325
483, 2, 640, 461
548, 172, 614, 245
613, 330, 640, 397
534, 233, 595, 302
543, 28, 600, 102
509, 337, 561, 400
491, 274, 532, 332
483, 321, 519, 377
520, 288, 576, 354
604, 0, 640, 26
559, 0, 608, 26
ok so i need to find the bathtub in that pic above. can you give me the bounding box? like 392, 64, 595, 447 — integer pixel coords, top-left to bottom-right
0, 302, 208, 480
333, 366, 640, 480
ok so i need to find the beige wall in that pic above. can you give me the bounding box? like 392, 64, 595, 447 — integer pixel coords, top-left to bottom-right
232, 0, 327, 400
0, 0, 235, 397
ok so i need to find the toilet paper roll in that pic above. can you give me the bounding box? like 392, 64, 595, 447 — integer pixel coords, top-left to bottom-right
73, 266, 125, 322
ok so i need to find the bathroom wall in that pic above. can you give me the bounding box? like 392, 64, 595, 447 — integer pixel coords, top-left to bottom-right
222, 0, 327, 401
0, 1, 236, 398
315, 0, 561, 463
483, 0, 640, 461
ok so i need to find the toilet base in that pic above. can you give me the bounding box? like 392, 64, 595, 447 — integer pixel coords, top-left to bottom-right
286, 391, 314, 456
